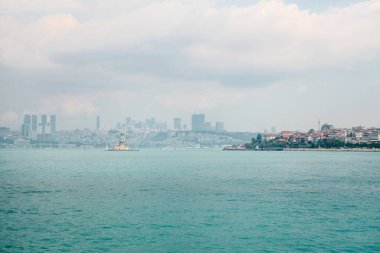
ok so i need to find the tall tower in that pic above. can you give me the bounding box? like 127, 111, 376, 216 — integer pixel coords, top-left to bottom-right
96, 116, 100, 130
50, 115, 56, 133
31, 115, 38, 132
41, 114, 47, 134
22, 114, 31, 138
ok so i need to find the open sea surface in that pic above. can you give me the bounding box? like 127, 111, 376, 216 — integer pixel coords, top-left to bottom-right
1, 149, 379, 252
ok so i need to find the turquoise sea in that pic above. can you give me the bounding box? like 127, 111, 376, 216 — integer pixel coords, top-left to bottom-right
0, 150, 379, 252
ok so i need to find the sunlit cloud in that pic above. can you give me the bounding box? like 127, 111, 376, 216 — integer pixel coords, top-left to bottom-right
0, 0, 379, 130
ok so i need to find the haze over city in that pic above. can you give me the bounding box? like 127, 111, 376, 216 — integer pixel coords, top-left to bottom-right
1, 0, 380, 131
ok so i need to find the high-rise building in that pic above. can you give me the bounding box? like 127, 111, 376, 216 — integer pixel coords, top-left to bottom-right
204, 122, 212, 131
22, 114, 31, 138
23, 114, 31, 125
96, 116, 100, 130
173, 118, 181, 130
32, 115, 38, 132
50, 115, 56, 133
215, 122, 225, 132
41, 114, 47, 134
271, 126, 276, 134
146, 118, 156, 129
0, 127, 10, 137
191, 114, 205, 131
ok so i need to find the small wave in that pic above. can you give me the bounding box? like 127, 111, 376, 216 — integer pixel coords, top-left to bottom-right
22, 190, 52, 194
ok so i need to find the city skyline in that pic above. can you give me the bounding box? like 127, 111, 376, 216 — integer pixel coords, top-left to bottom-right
4, 110, 380, 134
7, 112, 380, 135
1, 0, 380, 132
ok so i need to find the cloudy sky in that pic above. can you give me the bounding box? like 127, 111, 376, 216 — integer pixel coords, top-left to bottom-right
1, 0, 379, 131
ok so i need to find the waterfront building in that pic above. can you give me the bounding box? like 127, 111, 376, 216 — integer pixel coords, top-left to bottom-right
192, 114, 205, 131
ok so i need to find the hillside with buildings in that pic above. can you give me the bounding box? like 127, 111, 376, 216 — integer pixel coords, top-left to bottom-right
236, 124, 380, 151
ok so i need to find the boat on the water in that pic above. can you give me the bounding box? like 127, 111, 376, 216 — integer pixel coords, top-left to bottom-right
107, 133, 138, 151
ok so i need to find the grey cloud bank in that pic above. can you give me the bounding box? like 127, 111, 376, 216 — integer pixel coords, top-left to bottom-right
1, 0, 379, 131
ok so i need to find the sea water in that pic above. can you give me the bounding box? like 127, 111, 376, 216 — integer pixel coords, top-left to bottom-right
0, 150, 379, 252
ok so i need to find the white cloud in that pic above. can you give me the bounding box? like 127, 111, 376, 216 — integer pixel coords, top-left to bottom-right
1, 0, 379, 73
1, 0, 379, 130
0, 13, 79, 68
34, 95, 99, 117
296, 85, 308, 92
61, 98, 98, 117
0, 110, 18, 123
154, 84, 247, 111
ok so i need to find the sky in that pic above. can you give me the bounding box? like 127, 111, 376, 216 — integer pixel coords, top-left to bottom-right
0, 0, 379, 132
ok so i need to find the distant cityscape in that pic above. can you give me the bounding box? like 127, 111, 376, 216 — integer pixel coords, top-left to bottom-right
0, 113, 251, 149
0, 113, 379, 149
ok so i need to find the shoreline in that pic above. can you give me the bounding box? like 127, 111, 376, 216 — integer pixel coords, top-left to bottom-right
224, 148, 380, 152
284, 148, 380, 152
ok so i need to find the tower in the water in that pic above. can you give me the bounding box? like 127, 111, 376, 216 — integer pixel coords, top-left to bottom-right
112, 133, 129, 150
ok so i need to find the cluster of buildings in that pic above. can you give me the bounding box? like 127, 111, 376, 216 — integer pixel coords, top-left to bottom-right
3, 112, 379, 150
95, 114, 225, 134
262, 124, 380, 144
96, 116, 169, 134
0, 114, 58, 148
191, 114, 224, 132
21, 114, 56, 141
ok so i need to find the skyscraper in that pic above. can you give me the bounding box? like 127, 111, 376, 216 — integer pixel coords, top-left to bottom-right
173, 118, 181, 130
191, 114, 205, 131
41, 114, 47, 134
50, 115, 56, 133
96, 116, 100, 130
22, 114, 31, 138
31, 115, 38, 133
271, 126, 276, 134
